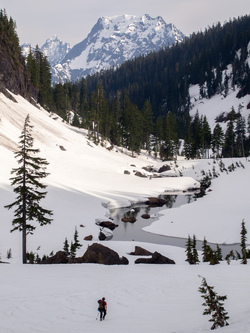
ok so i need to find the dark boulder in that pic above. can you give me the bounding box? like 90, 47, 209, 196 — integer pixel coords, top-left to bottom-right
158, 164, 171, 173
129, 246, 153, 256
84, 235, 93, 241
142, 166, 155, 173
141, 213, 150, 219
134, 171, 147, 178
81, 243, 129, 265
40, 251, 68, 264
135, 251, 175, 264
99, 231, 107, 240
145, 197, 166, 207
122, 216, 136, 223
97, 221, 118, 230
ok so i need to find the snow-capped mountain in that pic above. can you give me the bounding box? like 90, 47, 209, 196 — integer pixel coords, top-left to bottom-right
22, 35, 71, 67
40, 35, 71, 67
25, 14, 185, 84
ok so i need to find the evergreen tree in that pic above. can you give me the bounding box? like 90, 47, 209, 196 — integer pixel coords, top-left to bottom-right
199, 277, 229, 330
161, 111, 178, 160
154, 116, 164, 157
235, 114, 246, 157
215, 244, 223, 262
53, 83, 67, 119
4, 115, 53, 264
109, 90, 123, 146
123, 92, 142, 155
26, 46, 52, 108
183, 116, 193, 159
212, 124, 224, 157
73, 227, 82, 251
185, 234, 199, 264
202, 237, 211, 262
222, 108, 236, 157
201, 116, 211, 158
240, 219, 247, 264
63, 238, 70, 256
192, 234, 200, 264
185, 235, 194, 264
70, 241, 76, 258
141, 99, 154, 151
79, 77, 88, 127
191, 111, 203, 158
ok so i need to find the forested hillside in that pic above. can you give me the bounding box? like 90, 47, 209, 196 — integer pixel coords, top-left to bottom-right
50, 15, 250, 160
0, 9, 33, 99
0, 9, 52, 105
86, 15, 250, 116
1, 10, 250, 160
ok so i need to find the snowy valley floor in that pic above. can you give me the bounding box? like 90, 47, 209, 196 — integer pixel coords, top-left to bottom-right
1, 92, 250, 332
1, 247, 250, 333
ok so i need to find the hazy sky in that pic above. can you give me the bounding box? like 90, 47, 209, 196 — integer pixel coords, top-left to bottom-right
1, 0, 249, 47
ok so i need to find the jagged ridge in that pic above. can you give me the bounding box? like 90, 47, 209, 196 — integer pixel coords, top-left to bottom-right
23, 14, 185, 84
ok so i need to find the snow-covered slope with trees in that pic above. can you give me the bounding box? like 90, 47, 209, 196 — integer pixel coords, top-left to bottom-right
0, 88, 250, 333
0, 90, 250, 333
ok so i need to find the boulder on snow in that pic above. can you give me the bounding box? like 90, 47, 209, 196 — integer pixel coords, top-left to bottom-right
40, 251, 68, 264
81, 243, 129, 265
84, 235, 93, 241
158, 164, 171, 173
135, 251, 175, 264
145, 197, 166, 207
134, 170, 147, 178
129, 246, 153, 256
98, 227, 113, 240
97, 221, 119, 230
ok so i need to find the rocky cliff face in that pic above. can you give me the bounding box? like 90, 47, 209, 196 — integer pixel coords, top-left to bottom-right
0, 34, 37, 101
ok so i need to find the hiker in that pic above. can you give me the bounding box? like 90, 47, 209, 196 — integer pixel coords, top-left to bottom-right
97, 297, 107, 321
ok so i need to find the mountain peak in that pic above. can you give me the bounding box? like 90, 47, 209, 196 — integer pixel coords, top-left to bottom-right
31, 14, 185, 83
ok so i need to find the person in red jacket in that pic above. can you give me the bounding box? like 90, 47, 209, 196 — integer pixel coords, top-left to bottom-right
98, 297, 107, 321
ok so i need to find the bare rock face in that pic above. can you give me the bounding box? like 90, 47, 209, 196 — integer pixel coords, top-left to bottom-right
81, 243, 129, 265
135, 251, 175, 264
129, 246, 153, 256
0, 33, 37, 101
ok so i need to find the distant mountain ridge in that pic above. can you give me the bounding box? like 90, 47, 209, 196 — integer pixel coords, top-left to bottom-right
22, 14, 185, 83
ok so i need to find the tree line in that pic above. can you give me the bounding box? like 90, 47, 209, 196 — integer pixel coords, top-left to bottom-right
85, 15, 250, 117
31, 15, 249, 159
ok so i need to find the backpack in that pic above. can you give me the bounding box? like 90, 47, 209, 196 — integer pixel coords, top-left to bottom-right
98, 300, 104, 310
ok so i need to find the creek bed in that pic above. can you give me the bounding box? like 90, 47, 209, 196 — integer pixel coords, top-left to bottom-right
108, 194, 240, 257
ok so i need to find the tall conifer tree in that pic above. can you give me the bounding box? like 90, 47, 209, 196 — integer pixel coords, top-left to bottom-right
5, 115, 53, 263
240, 219, 247, 264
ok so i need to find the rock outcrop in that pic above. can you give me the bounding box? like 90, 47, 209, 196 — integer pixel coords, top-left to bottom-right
40, 251, 68, 264
129, 246, 153, 256
135, 251, 175, 264
81, 243, 129, 265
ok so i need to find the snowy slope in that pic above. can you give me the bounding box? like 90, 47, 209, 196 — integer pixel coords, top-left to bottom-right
0, 92, 250, 333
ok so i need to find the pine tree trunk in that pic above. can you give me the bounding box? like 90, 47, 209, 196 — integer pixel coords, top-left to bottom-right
22, 218, 27, 264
